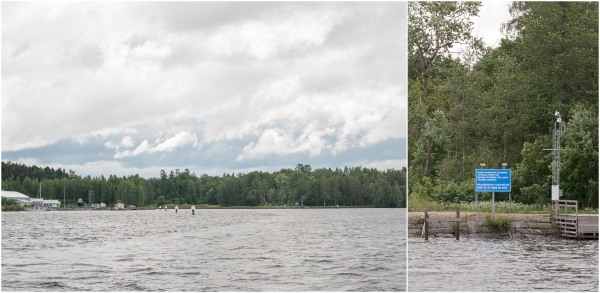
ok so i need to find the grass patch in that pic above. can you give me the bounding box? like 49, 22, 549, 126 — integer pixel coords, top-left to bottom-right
408, 197, 598, 214
1, 205, 24, 211
413, 217, 424, 225
483, 214, 511, 231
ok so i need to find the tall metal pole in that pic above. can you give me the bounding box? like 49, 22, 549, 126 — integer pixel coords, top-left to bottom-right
545, 111, 564, 211
553, 115, 562, 198
503, 163, 513, 219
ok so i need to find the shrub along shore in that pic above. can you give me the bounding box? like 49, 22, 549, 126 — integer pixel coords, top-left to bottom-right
409, 198, 598, 214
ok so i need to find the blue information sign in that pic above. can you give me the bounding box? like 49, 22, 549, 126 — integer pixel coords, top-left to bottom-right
475, 169, 511, 192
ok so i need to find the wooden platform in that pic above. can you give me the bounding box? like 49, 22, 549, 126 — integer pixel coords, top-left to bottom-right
553, 214, 598, 240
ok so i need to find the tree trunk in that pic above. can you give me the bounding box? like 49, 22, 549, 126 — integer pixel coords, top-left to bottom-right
422, 143, 433, 185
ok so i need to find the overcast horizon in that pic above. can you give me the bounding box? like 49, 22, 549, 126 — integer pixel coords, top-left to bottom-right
2, 2, 407, 179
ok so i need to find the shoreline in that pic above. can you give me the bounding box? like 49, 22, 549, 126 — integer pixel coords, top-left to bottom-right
407, 211, 589, 240
35, 205, 395, 211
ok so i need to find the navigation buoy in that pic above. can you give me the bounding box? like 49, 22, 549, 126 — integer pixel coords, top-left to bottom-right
191, 205, 195, 215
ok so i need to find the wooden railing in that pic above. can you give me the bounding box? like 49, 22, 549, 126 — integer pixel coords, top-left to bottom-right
421, 209, 461, 241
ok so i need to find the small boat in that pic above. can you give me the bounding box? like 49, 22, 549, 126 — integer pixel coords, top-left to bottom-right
77, 198, 84, 207
130, 206, 137, 210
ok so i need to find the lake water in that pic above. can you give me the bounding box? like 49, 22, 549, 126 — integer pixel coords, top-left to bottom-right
2, 208, 406, 291
408, 237, 598, 292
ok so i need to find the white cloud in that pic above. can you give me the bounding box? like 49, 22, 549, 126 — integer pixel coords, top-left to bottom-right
151, 131, 197, 153
472, 2, 512, 48
93, 127, 138, 137
3, 2, 407, 172
235, 126, 335, 161
236, 129, 293, 161
112, 131, 198, 158
120, 136, 134, 148
15, 157, 163, 179
216, 73, 405, 162
362, 159, 407, 170
206, 8, 346, 60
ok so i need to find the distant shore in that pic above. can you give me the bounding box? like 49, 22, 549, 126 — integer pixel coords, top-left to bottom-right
46, 205, 392, 211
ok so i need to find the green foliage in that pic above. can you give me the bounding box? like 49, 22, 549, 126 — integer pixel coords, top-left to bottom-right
408, 1, 598, 209
561, 107, 599, 209
504, 2, 598, 107
408, 198, 592, 214
409, 177, 474, 204
2, 197, 18, 206
408, 1, 482, 85
1, 162, 407, 208
412, 110, 451, 181
414, 217, 424, 225
483, 214, 511, 231
1, 197, 24, 211
1, 161, 71, 182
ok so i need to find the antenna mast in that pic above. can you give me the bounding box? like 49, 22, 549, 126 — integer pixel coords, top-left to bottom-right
551, 111, 563, 202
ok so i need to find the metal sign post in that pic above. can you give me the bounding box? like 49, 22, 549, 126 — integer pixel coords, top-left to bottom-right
475, 192, 479, 220
475, 169, 512, 218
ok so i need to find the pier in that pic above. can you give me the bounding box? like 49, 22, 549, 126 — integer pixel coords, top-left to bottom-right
409, 211, 597, 240
552, 200, 598, 240
553, 214, 599, 240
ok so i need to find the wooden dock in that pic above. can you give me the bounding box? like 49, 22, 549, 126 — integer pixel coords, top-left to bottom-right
553, 214, 598, 240
421, 209, 462, 241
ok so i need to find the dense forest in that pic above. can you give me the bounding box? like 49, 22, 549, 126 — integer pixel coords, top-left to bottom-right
1, 161, 406, 208
408, 2, 598, 209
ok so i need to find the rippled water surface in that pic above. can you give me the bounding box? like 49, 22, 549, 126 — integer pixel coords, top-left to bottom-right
2, 208, 405, 291
408, 237, 598, 292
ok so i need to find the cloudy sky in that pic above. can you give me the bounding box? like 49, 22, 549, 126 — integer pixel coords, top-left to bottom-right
472, 1, 512, 48
2, 2, 407, 179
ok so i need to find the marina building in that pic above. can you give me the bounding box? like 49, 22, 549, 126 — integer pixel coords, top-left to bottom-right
0, 191, 60, 207
1, 190, 31, 206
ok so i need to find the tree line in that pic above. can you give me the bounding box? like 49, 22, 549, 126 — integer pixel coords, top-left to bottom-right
1, 162, 406, 208
408, 2, 598, 209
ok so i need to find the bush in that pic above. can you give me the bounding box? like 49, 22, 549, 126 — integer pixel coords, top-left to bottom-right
414, 217, 424, 225
2, 197, 18, 206
483, 214, 511, 231
434, 180, 476, 202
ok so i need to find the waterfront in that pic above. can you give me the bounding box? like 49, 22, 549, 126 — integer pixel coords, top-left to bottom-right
2, 208, 405, 291
408, 237, 598, 291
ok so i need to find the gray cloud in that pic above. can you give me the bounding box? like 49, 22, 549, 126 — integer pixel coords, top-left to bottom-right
2, 2, 407, 177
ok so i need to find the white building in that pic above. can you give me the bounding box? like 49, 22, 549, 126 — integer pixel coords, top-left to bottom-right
1, 191, 60, 207
43, 200, 61, 208
1, 190, 31, 206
